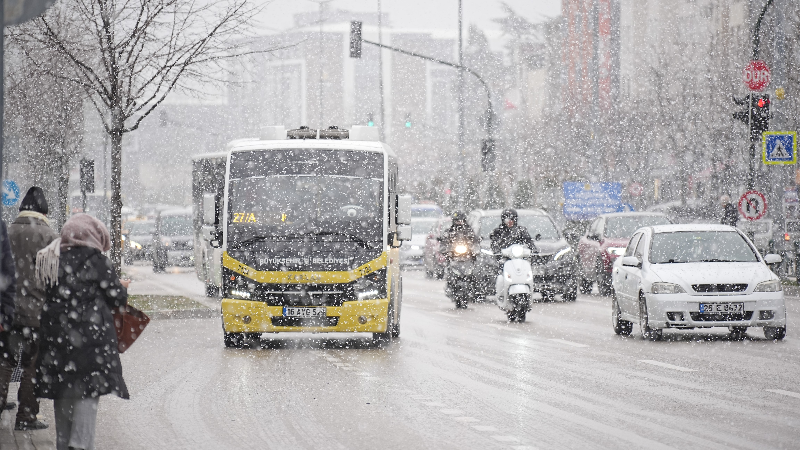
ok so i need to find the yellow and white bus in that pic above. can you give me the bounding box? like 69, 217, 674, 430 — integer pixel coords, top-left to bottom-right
192, 126, 411, 347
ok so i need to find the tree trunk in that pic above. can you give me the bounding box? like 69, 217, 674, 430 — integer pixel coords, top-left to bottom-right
109, 126, 123, 274
56, 150, 70, 230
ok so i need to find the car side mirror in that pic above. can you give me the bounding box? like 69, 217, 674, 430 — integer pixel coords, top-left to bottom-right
621, 256, 641, 267
397, 224, 412, 241
396, 195, 412, 225
202, 193, 216, 225
764, 254, 782, 264
589, 234, 600, 241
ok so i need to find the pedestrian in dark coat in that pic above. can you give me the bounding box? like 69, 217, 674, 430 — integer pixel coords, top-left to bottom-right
35, 213, 129, 450
720, 195, 739, 228
0, 187, 59, 430
0, 220, 17, 418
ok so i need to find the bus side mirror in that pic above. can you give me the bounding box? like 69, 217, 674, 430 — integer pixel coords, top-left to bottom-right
203, 194, 216, 225
397, 195, 412, 225
397, 225, 412, 241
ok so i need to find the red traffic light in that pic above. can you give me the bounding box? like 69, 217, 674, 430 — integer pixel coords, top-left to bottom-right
757, 98, 768, 108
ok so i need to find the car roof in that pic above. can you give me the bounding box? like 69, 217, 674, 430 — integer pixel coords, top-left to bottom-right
649, 223, 738, 233
598, 212, 669, 219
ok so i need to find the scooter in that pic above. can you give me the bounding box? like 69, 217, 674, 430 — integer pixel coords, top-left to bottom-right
494, 244, 534, 322
445, 239, 477, 309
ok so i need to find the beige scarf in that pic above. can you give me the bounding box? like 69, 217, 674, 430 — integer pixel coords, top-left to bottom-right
35, 238, 61, 287
18, 210, 51, 226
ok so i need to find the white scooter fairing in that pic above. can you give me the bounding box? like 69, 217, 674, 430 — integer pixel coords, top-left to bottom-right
495, 244, 534, 316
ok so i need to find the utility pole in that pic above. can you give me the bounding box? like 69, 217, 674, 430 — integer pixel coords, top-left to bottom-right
377, 0, 386, 140
457, 0, 465, 208
310, 0, 331, 130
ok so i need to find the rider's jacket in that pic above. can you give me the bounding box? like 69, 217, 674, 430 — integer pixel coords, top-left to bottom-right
440, 223, 479, 250
489, 224, 534, 254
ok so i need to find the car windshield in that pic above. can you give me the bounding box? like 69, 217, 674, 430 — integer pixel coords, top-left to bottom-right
649, 231, 759, 264
160, 216, 192, 236
479, 215, 559, 240
412, 207, 442, 219
227, 149, 384, 248
604, 215, 670, 238
127, 222, 154, 235
411, 219, 437, 236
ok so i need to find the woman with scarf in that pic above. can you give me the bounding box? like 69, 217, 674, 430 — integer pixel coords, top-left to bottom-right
35, 214, 129, 450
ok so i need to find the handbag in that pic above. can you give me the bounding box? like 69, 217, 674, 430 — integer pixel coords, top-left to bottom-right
113, 305, 150, 353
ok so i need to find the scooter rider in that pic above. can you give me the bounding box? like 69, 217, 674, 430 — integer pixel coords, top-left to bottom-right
440, 211, 479, 248
490, 209, 534, 255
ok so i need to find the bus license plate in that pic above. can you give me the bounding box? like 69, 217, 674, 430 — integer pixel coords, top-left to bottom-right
699, 302, 744, 314
283, 306, 327, 318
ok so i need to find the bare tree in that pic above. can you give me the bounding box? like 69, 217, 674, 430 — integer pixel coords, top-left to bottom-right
8, 0, 263, 271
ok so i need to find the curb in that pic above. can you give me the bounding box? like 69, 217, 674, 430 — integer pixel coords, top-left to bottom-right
145, 308, 219, 320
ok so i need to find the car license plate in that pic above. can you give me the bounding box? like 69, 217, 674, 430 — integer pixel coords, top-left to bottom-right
283, 306, 327, 318
699, 302, 744, 314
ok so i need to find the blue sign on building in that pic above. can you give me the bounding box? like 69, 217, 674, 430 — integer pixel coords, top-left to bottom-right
563, 182, 623, 221
2, 180, 20, 207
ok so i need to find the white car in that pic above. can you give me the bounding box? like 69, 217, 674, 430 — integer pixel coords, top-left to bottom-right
611, 224, 786, 341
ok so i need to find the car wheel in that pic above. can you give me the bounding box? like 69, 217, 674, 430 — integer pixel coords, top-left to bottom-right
729, 326, 748, 341
541, 290, 556, 302
506, 311, 517, 322
639, 294, 662, 341
579, 277, 593, 294
563, 279, 578, 302
223, 332, 245, 348
612, 294, 633, 336
764, 326, 786, 341
455, 298, 468, 309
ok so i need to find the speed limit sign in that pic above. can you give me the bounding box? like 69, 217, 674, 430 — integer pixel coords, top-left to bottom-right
738, 190, 767, 221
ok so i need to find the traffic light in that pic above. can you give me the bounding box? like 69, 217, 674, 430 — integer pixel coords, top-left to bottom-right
404, 113, 412, 128
349, 21, 362, 58
751, 93, 770, 141
367, 112, 374, 127
481, 139, 495, 172
732, 95, 749, 125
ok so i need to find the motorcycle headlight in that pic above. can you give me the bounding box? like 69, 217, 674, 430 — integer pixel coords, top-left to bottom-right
651, 282, 685, 294
754, 279, 782, 292
511, 246, 524, 258
607, 247, 625, 256
454, 244, 468, 255
554, 247, 571, 261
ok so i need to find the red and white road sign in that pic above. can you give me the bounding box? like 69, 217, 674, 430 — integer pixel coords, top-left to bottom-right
742, 60, 770, 91
738, 190, 768, 221
628, 182, 643, 198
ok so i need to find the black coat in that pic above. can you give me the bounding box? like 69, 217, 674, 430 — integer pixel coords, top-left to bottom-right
36, 246, 129, 400
0, 221, 16, 330
721, 203, 739, 227
440, 223, 479, 249
489, 224, 534, 254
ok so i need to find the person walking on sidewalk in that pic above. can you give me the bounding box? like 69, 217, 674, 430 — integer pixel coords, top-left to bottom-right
35, 214, 129, 450
0, 187, 59, 430
0, 219, 18, 418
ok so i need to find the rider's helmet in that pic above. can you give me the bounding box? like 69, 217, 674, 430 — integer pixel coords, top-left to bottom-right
501, 208, 518, 228
452, 211, 467, 226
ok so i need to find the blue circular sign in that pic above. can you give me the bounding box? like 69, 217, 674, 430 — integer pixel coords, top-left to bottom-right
2, 180, 20, 206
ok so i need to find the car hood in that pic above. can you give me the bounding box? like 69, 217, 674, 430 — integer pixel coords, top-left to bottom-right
648, 262, 774, 288
410, 235, 427, 246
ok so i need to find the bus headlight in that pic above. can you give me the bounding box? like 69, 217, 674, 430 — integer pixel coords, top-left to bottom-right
353, 268, 387, 301
230, 289, 252, 299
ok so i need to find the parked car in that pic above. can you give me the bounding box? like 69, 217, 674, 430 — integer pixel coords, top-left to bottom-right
400, 218, 438, 267
152, 208, 194, 272
469, 209, 579, 301
423, 217, 452, 279
578, 212, 671, 296
611, 223, 786, 341
122, 219, 155, 264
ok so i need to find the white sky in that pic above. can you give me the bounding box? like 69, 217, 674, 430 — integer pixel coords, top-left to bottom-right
255, 0, 562, 49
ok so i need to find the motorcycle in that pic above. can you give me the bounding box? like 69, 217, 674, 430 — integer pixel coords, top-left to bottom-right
445, 239, 477, 309
494, 244, 534, 322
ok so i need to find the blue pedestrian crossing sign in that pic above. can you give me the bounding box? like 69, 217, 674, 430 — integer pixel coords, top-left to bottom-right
763, 131, 797, 165
2, 180, 20, 206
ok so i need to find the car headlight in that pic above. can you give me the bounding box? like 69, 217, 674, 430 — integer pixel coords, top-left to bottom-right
554, 247, 571, 261
754, 280, 782, 292
229, 289, 251, 299
129, 240, 142, 250
607, 247, 625, 256
651, 282, 685, 294
454, 244, 468, 255
162, 238, 172, 247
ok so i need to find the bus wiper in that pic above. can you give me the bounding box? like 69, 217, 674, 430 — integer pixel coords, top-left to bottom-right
698, 259, 736, 262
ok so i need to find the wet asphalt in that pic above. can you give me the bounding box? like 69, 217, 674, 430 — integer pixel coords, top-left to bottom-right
91, 266, 800, 449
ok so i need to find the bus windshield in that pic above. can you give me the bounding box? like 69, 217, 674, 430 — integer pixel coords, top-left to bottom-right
227, 149, 384, 248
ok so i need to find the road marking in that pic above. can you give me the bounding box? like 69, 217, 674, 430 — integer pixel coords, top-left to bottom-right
548, 338, 588, 348
488, 324, 520, 332
766, 389, 800, 400
473, 425, 498, 432
440, 409, 463, 415
492, 435, 520, 442
638, 360, 696, 372
435, 312, 461, 319
423, 402, 447, 407
453, 417, 480, 423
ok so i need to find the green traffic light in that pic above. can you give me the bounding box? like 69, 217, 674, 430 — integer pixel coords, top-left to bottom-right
405, 121, 411, 128
368, 121, 374, 127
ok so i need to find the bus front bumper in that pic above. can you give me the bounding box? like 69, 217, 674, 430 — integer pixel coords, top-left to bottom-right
222, 298, 390, 333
